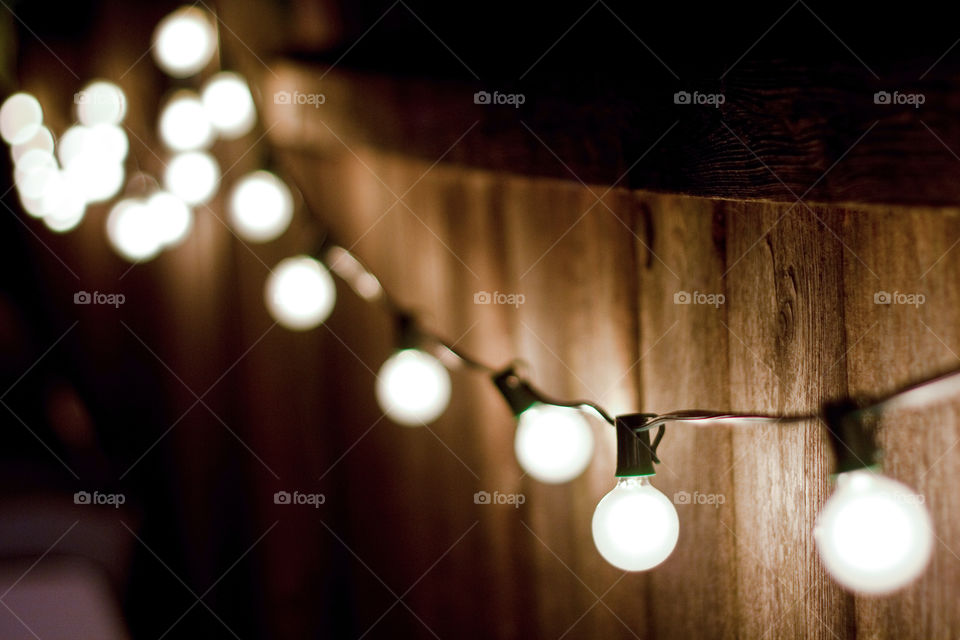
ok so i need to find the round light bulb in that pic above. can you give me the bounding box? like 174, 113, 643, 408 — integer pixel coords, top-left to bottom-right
76, 80, 127, 125
264, 256, 336, 330
814, 469, 933, 594
164, 151, 220, 205
1, 92, 43, 145
514, 403, 594, 483
376, 349, 452, 426
106, 199, 163, 262
146, 191, 193, 247
592, 476, 680, 571
159, 92, 214, 151
202, 72, 256, 139
228, 171, 293, 242
152, 7, 218, 78
11, 125, 54, 163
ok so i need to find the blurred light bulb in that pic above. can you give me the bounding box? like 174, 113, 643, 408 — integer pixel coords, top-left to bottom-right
152, 6, 218, 78
164, 151, 220, 205
146, 191, 193, 247
106, 199, 163, 262
814, 469, 933, 594
14, 149, 58, 200
376, 349, 452, 426
11, 125, 54, 163
202, 72, 256, 139
56, 124, 127, 203
592, 476, 680, 571
88, 123, 129, 162
0, 92, 43, 145
64, 159, 125, 204
228, 171, 293, 242
514, 403, 594, 483
159, 92, 214, 151
76, 80, 127, 125
265, 256, 336, 330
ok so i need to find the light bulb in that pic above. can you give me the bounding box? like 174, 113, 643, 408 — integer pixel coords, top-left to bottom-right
11, 125, 54, 163
592, 476, 680, 571
146, 191, 193, 247
202, 72, 256, 139
228, 171, 293, 242
159, 92, 214, 151
814, 469, 933, 594
164, 151, 220, 205
106, 199, 163, 262
514, 403, 594, 483
0, 92, 43, 145
76, 80, 127, 125
152, 6, 218, 78
265, 256, 336, 330
376, 349, 452, 426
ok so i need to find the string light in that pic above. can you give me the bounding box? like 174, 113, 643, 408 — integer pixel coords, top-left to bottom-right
2, 4, 958, 595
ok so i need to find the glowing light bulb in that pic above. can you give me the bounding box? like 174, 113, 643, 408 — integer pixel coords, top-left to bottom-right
106, 199, 165, 262
11, 125, 54, 163
159, 92, 214, 151
202, 72, 256, 139
265, 256, 336, 330
56, 124, 127, 203
592, 476, 680, 571
76, 80, 127, 125
146, 191, 193, 247
228, 171, 293, 242
376, 349, 452, 426
514, 403, 594, 483
152, 6, 218, 78
1, 92, 43, 145
814, 469, 933, 594
164, 151, 220, 205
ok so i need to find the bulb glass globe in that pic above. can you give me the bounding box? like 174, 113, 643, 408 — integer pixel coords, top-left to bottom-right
202, 72, 256, 139
159, 92, 214, 151
164, 151, 220, 205
376, 349, 452, 426
147, 191, 193, 247
814, 469, 933, 594
76, 80, 127, 125
11, 126, 54, 163
0, 92, 43, 145
265, 256, 336, 330
152, 7, 218, 78
106, 199, 163, 262
514, 403, 594, 483
228, 171, 293, 242
592, 476, 680, 571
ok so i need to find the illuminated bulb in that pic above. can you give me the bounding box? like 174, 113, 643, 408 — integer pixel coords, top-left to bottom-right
264, 256, 336, 330
88, 123, 129, 162
11, 126, 54, 163
14, 150, 58, 199
146, 191, 193, 247
64, 159, 125, 204
0, 92, 43, 145
814, 469, 933, 594
76, 80, 127, 125
106, 199, 163, 262
159, 92, 214, 151
164, 151, 220, 205
56, 125, 127, 203
202, 72, 256, 139
592, 476, 680, 571
376, 349, 452, 426
228, 171, 293, 242
514, 403, 594, 483
152, 6, 218, 78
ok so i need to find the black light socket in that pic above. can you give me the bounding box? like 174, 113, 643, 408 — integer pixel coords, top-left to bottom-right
822, 399, 880, 474
615, 413, 657, 477
492, 368, 540, 416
